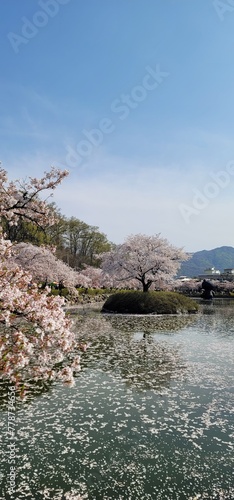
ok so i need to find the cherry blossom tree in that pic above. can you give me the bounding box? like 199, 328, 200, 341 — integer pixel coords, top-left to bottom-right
211, 280, 234, 294
101, 233, 188, 292
76, 265, 102, 288
174, 279, 202, 293
10, 242, 79, 288
76, 264, 115, 289
0, 166, 81, 391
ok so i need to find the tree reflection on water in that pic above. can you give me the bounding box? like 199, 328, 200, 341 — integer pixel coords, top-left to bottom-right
74, 313, 196, 392
0, 313, 196, 405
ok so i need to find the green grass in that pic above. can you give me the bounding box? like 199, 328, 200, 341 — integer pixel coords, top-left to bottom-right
102, 290, 199, 314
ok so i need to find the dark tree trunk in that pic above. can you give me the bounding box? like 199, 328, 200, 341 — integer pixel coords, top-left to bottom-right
142, 282, 151, 292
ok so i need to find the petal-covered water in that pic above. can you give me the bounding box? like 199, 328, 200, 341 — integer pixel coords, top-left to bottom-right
0, 301, 234, 499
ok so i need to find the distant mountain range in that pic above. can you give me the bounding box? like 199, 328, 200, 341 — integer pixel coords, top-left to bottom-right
178, 246, 234, 278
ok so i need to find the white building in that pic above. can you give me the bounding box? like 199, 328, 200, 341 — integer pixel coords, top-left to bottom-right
198, 267, 234, 281
198, 268, 220, 280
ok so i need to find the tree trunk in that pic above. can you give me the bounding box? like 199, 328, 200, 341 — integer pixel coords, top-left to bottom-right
142, 282, 150, 292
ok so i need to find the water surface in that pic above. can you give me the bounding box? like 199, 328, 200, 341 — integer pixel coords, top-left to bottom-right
0, 301, 234, 499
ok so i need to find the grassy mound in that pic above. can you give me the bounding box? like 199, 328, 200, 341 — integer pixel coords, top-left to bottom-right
102, 290, 199, 314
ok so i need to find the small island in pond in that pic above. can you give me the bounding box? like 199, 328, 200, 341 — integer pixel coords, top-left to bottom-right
102, 291, 199, 315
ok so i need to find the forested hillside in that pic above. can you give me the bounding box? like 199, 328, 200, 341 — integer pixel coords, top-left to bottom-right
179, 246, 234, 277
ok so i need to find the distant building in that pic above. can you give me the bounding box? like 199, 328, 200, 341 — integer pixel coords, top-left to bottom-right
198, 267, 221, 279
223, 268, 234, 274
222, 269, 234, 279
198, 267, 234, 281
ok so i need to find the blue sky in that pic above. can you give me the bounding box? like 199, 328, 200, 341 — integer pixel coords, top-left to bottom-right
1, 0, 234, 252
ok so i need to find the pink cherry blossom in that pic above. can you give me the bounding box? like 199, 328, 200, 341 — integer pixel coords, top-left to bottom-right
101, 233, 188, 292
0, 167, 80, 390
10, 242, 79, 288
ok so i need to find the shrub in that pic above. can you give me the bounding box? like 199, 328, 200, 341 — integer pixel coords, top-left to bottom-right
76, 287, 113, 295
49, 288, 69, 298
102, 291, 199, 314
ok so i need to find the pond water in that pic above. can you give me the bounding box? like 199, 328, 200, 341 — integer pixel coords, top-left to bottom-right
1, 301, 234, 499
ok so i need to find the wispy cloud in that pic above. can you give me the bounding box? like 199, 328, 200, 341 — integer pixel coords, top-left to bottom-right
49, 151, 234, 251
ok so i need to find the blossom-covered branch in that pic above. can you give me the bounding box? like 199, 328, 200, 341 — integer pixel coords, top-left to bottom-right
0, 167, 80, 391
0, 166, 68, 228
